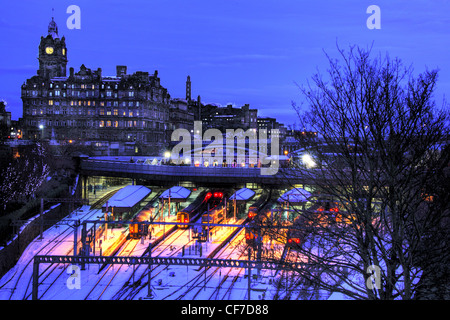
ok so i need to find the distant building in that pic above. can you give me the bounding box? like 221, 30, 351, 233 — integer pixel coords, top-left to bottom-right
21, 18, 175, 156
195, 103, 258, 132
0, 101, 11, 141
20, 17, 290, 157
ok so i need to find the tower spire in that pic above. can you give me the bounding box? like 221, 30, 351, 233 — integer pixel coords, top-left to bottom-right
48, 9, 59, 39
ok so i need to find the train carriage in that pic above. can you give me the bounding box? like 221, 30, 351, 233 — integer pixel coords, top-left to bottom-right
176, 190, 225, 228
128, 209, 152, 239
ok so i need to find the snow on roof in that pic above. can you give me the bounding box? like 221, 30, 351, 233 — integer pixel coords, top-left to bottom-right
159, 186, 191, 200
278, 188, 311, 203
103, 185, 151, 208
229, 188, 256, 201
265, 155, 290, 160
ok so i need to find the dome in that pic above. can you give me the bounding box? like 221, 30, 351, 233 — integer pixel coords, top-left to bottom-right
48, 17, 59, 39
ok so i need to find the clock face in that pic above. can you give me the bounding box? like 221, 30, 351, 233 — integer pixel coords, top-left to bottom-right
45, 47, 54, 54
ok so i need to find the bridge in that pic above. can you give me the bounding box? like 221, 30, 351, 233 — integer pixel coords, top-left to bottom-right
79, 158, 306, 186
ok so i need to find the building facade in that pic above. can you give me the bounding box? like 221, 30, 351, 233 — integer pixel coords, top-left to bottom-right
21, 18, 174, 156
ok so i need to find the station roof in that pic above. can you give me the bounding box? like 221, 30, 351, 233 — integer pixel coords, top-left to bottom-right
159, 186, 191, 201
229, 188, 256, 201
278, 188, 311, 203
103, 185, 151, 209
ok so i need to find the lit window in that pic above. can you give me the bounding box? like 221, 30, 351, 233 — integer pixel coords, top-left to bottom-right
99, 121, 104, 127
48, 100, 53, 105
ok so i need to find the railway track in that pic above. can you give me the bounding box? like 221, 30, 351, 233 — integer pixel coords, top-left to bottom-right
1, 206, 102, 300
160, 225, 247, 300
84, 238, 140, 300
111, 227, 192, 300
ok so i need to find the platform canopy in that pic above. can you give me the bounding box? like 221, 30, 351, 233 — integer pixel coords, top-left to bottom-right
103, 185, 152, 213
278, 188, 311, 204
159, 186, 191, 202
229, 188, 256, 201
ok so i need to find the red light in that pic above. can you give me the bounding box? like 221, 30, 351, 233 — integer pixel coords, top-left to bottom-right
295, 238, 300, 244
218, 192, 223, 198
184, 218, 188, 223
214, 192, 219, 197
205, 192, 212, 199
288, 239, 292, 243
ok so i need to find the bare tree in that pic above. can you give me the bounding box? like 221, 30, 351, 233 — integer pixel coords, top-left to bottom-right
0, 143, 51, 212
268, 45, 450, 300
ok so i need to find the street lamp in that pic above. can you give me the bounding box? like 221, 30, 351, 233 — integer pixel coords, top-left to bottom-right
38, 124, 44, 140
164, 151, 171, 164
302, 153, 316, 168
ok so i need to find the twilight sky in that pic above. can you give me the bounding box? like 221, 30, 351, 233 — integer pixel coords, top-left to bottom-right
1, 0, 449, 127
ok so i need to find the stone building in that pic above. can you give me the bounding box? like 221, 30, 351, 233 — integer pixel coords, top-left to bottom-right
21, 18, 174, 156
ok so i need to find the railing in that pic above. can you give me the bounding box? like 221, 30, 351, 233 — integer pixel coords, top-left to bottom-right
80, 159, 299, 180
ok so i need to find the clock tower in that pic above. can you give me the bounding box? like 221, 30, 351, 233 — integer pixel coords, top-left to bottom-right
38, 17, 68, 79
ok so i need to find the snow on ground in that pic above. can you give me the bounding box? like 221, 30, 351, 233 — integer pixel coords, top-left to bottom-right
0, 186, 344, 301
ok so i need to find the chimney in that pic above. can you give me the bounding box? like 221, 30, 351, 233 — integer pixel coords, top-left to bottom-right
186, 75, 192, 101
116, 65, 127, 77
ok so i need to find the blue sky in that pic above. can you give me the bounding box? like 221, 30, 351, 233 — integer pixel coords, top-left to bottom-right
1, 0, 449, 127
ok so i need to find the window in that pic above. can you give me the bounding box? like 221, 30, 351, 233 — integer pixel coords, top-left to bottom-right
99, 109, 105, 115
128, 91, 134, 97
106, 121, 112, 127
114, 121, 119, 127
99, 121, 105, 127
48, 100, 54, 105
113, 109, 118, 116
